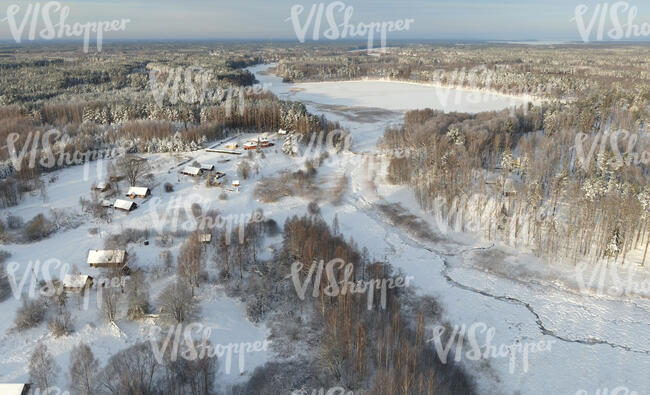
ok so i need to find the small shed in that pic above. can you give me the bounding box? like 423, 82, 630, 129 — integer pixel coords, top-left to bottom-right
63, 274, 94, 293
114, 199, 138, 212
199, 234, 212, 243
126, 186, 151, 198
180, 166, 202, 176
87, 249, 127, 267
232, 180, 240, 187
200, 164, 215, 172
243, 142, 257, 150
92, 182, 111, 192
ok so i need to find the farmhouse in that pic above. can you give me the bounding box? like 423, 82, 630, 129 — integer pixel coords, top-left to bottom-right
114, 199, 138, 212
0, 384, 31, 395
87, 249, 127, 267
180, 166, 202, 176
126, 186, 151, 198
63, 274, 94, 293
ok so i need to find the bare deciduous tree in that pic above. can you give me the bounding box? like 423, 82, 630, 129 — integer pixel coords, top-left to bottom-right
116, 156, 151, 187
158, 281, 199, 323
69, 342, 98, 395
29, 343, 59, 394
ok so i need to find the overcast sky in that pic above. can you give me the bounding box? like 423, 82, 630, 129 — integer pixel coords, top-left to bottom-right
0, 0, 648, 42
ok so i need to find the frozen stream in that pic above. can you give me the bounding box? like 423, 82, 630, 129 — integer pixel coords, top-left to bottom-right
249, 64, 650, 395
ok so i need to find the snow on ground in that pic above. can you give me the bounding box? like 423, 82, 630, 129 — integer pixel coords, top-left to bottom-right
0, 63, 647, 394
250, 64, 650, 395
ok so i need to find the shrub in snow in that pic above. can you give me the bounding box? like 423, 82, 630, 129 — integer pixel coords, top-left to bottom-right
6, 215, 23, 230
23, 213, 55, 241
307, 201, 320, 215
48, 311, 73, 337
15, 298, 47, 331
164, 182, 174, 192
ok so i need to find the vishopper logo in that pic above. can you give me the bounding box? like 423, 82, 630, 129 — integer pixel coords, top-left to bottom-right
427, 322, 556, 374
6, 258, 128, 307
572, 2, 650, 42
6, 129, 123, 179
575, 260, 650, 298
574, 129, 650, 170
148, 65, 271, 114
2, 1, 130, 52
147, 193, 265, 245
286, 258, 413, 310
575, 387, 640, 395
287, 1, 414, 53
147, 323, 270, 374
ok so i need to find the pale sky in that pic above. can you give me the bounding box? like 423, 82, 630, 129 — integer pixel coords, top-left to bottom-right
0, 0, 648, 42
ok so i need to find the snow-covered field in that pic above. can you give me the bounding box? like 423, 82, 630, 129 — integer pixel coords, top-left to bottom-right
1, 63, 647, 394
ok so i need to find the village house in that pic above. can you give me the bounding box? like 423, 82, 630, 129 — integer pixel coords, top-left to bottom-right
87, 249, 127, 268
126, 186, 151, 198
62, 274, 94, 293
180, 166, 202, 176
114, 199, 138, 212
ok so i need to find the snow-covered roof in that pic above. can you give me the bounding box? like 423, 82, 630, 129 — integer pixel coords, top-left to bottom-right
0, 384, 30, 395
87, 249, 126, 264
243, 142, 257, 148
63, 274, 92, 288
200, 164, 215, 171
181, 166, 201, 176
232, 180, 240, 186
95, 182, 109, 190
278, 129, 288, 135
127, 186, 150, 196
114, 199, 137, 211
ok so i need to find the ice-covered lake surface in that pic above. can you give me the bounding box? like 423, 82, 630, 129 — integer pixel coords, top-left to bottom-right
250, 64, 650, 395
